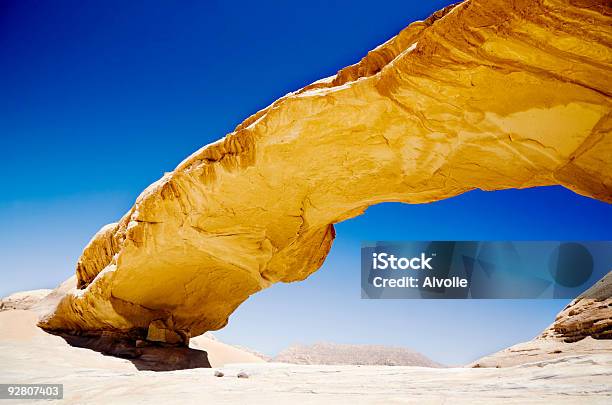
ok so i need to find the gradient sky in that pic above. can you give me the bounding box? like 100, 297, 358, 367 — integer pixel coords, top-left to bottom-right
1, 1, 610, 365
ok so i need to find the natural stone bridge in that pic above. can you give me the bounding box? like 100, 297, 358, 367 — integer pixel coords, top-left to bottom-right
39, 0, 611, 345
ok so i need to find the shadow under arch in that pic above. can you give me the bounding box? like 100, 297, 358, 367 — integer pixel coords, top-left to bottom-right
56, 332, 211, 371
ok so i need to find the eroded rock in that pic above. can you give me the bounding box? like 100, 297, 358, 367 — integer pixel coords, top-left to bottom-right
146, 320, 186, 345
541, 271, 612, 342
38, 0, 612, 341
473, 271, 612, 367
58, 333, 211, 371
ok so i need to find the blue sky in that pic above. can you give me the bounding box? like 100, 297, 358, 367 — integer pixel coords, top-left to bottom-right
2, 1, 610, 365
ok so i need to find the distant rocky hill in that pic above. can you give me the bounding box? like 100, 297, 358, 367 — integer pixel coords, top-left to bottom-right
273, 342, 441, 367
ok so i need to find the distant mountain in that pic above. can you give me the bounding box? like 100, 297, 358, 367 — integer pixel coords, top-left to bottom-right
273, 342, 442, 367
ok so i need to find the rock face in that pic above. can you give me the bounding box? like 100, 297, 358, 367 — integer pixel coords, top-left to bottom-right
39, 0, 612, 341
273, 342, 441, 367
473, 271, 612, 367
541, 271, 612, 342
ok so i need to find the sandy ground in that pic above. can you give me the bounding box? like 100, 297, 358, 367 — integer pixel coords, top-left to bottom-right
1, 310, 611, 404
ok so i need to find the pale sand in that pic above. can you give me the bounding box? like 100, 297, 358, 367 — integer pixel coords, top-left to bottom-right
1, 310, 611, 404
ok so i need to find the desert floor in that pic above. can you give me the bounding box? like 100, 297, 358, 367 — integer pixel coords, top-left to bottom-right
1, 310, 611, 404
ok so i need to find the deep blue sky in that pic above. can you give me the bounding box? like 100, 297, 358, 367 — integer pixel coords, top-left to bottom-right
1, 1, 610, 365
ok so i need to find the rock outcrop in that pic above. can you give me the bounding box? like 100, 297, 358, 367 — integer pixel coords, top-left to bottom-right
541, 271, 612, 342
473, 271, 612, 367
273, 342, 441, 367
39, 0, 612, 342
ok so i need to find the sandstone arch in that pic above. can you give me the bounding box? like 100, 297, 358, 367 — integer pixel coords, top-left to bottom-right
39, 0, 612, 343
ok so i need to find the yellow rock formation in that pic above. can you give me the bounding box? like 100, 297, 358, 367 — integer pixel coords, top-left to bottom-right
541, 271, 612, 342
39, 0, 612, 342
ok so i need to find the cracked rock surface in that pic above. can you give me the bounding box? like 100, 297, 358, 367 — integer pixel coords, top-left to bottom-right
39, 0, 612, 341
472, 271, 612, 367
541, 271, 612, 342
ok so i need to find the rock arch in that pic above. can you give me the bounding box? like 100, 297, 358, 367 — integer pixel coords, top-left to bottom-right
39, 0, 612, 343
